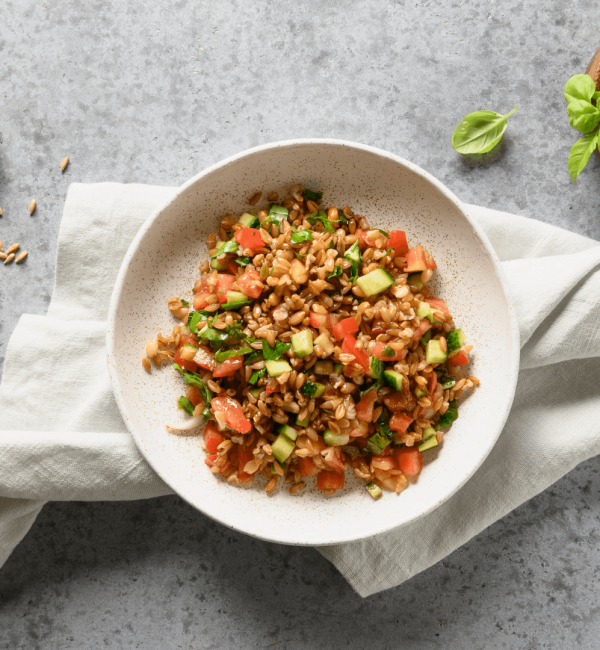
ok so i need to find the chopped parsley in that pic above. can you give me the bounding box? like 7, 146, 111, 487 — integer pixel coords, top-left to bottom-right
437, 400, 458, 430
327, 264, 343, 279
306, 210, 335, 234
178, 396, 195, 416
211, 240, 239, 258
302, 189, 323, 203
180, 299, 189, 307
214, 347, 253, 364
249, 368, 266, 385
262, 339, 291, 361
381, 346, 395, 358
235, 256, 252, 267
290, 230, 313, 244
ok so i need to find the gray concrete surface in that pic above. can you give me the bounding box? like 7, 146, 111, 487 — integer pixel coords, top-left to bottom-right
2, 0, 600, 647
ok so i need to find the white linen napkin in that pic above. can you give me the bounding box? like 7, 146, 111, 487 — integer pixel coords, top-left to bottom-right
2, 182, 600, 598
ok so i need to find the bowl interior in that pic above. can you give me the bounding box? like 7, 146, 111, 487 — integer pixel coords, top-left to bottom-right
107, 140, 518, 546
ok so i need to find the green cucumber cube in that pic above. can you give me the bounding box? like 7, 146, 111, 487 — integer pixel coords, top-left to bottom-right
323, 430, 350, 446
356, 268, 394, 296
291, 329, 313, 358
369, 356, 384, 379
314, 332, 334, 355
416, 301, 435, 323
300, 381, 326, 398
272, 433, 295, 463
239, 213, 259, 228
366, 481, 383, 500
426, 340, 447, 365
447, 329, 465, 354
314, 360, 334, 375
383, 370, 403, 390
279, 424, 298, 441
418, 435, 439, 452
422, 426, 436, 440
265, 359, 292, 377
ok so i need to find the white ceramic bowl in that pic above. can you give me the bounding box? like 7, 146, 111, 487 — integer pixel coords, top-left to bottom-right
107, 139, 519, 546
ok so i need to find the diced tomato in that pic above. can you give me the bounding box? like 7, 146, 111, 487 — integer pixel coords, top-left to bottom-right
390, 412, 414, 433
211, 394, 251, 433
180, 335, 200, 347
213, 356, 243, 377
310, 312, 331, 329
424, 247, 437, 270
428, 372, 437, 399
412, 320, 431, 342
193, 293, 212, 310
384, 391, 404, 412
323, 448, 345, 473
356, 229, 389, 248
298, 456, 319, 477
405, 245, 427, 273
388, 230, 409, 255
173, 353, 198, 373
204, 453, 218, 467
372, 341, 407, 362
332, 316, 358, 341
447, 350, 469, 367
238, 445, 256, 481
234, 227, 264, 252
227, 260, 240, 276
215, 274, 236, 303
186, 385, 203, 406
356, 390, 378, 422
341, 336, 370, 373
316, 471, 345, 491
370, 320, 387, 336
393, 446, 423, 477
371, 456, 396, 471
235, 268, 264, 299
191, 345, 216, 371
349, 420, 369, 437
330, 314, 342, 327
425, 297, 449, 314
203, 423, 225, 454
266, 378, 279, 395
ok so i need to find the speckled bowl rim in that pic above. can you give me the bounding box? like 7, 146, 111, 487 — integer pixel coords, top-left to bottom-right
106, 138, 520, 546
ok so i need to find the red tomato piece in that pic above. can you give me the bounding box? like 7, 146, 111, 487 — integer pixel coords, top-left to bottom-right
193, 293, 212, 310
204, 453, 218, 467
191, 345, 216, 371
370, 320, 387, 336
186, 385, 203, 406
356, 390, 378, 422
203, 423, 225, 454
424, 247, 437, 270
298, 456, 319, 477
390, 412, 414, 433
312, 438, 327, 454
388, 230, 409, 255
180, 335, 200, 347
323, 448, 345, 473
310, 312, 331, 329
384, 391, 404, 412
371, 456, 396, 471
341, 336, 370, 373
372, 341, 407, 362
227, 260, 240, 276
448, 350, 469, 367
173, 353, 198, 373
238, 445, 256, 481
332, 316, 358, 341
428, 372, 438, 399
316, 471, 345, 491
412, 320, 431, 342
215, 274, 236, 304
266, 378, 279, 395
405, 245, 427, 273
425, 297, 449, 314
235, 268, 264, 299
349, 420, 369, 437
213, 356, 243, 377
393, 446, 423, 477
234, 227, 264, 252
330, 314, 342, 327
356, 229, 389, 248
211, 394, 251, 433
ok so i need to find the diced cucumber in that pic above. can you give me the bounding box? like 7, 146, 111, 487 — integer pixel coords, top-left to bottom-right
366, 482, 383, 500
333, 363, 343, 374
300, 381, 326, 398
323, 430, 350, 446
418, 435, 439, 452
226, 291, 248, 304
272, 433, 295, 463
407, 272, 423, 288
249, 388, 262, 398
416, 301, 435, 323
296, 414, 310, 427
291, 329, 313, 358
314, 332, 334, 355
415, 388, 428, 398
239, 213, 259, 228
265, 359, 292, 377
210, 257, 229, 271
344, 240, 361, 264
365, 432, 390, 455
383, 369, 403, 390
356, 268, 394, 296
422, 426, 436, 440
447, 329, 465, 355
420, 330, 431, 346
221, 299, 252, 310
267, 204, 289, 226
314, 360, 334, 375
441, 376, 456, 390
369, 356, 384, 379
426, 340, 447, 365
215, 240, 239, 254
279, 424, 298, 441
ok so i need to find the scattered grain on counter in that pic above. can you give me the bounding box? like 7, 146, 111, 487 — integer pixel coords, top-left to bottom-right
60, 156, 69, 171
29, 200, 36, 215
6, 243, 20, 256
4, 253, 15, 265
15, 251, 28, 263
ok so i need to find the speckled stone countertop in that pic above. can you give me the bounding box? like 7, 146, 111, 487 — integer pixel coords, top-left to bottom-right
2, 1, 600, 648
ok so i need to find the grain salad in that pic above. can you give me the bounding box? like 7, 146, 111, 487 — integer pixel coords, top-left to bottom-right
144, 184, 478, 499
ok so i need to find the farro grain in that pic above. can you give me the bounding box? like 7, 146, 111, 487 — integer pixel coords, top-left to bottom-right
6, 243, 20, 256
29, 200, 36, 215
248, 191, 262, 206
4, 253, 14, 264
142, 357, 151, 372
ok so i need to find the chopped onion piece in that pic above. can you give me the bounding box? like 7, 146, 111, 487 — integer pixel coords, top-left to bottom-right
165, 415, 204, 432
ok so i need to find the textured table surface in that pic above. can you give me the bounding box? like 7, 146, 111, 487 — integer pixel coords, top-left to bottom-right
2, 1, 600, 648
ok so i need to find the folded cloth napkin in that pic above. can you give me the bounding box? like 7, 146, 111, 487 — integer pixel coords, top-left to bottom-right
2, 182, 600, 598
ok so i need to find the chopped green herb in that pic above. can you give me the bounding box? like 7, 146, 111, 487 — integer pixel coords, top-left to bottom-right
290, 230, 313, 244
437, 400, 458, 430
293, 251, 307, 259
364, 432, 390, 456
187, 311, 206, 334
300, 381, 326, 398
180, 299, 189, 307
221, 300, 252, 310
375, 228, 390, 238
344, 240, 361, 282
264, 204, 289, 228
327, 264, 343, 279
214, 347, 253, 364
244, 351, 263, 365
211, 240, 239, 258
262, 339, 291, 361
381, 346, 395, 358
249, 368, 266, 385
235, 256, 252, 267
176, 367, 213, 416
441, 377, 456, 390
337, 210, 348, 225
359, 379, 382, 397
375, 410, 394, 440
306, 210, 335, 234
302, 189, 323, 203
178, 396, 195, 416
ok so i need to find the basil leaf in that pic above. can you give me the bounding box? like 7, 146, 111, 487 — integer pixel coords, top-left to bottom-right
262, 339, 291, 361
566, 100, 600, 133
564, 74, 597, 104
327, 264, 343, 279
249, 368, 266, 385
211, 240, 239, 258
178, 396, 195, 416
180, 299, 189, 307
290, 230, 313, 244
235, 257, 252, 267
568, 132, 599, 183
303, 189, 323, 203
452, 106, 518, 154
306, 210, 335, 234
215, 347, 253, 363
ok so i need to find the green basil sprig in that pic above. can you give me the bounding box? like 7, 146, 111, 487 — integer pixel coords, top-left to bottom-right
563, 74, 600, 183
452, 106, 518, 154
